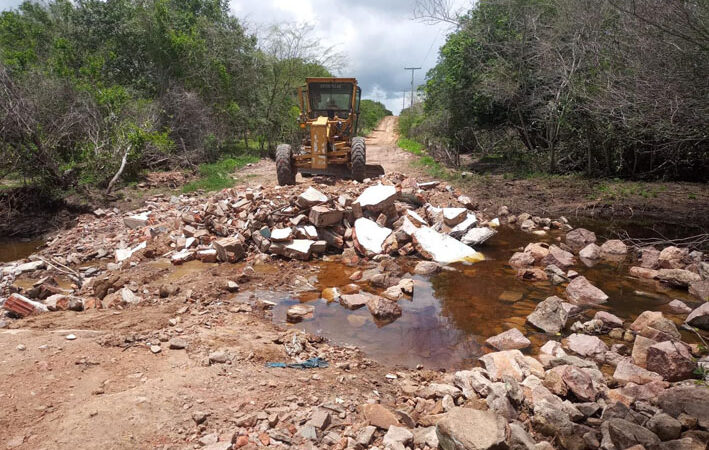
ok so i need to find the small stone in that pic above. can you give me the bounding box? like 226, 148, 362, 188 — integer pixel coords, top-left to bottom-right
209, 351, 228, 364
667, 299, 692, 314
169, 337, 188, 350
150, 345, 161, 354
66, 334, 77, 341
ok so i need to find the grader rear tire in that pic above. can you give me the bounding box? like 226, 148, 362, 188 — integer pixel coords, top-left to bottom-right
276, 144, 296, 186
351, 137, 366, 182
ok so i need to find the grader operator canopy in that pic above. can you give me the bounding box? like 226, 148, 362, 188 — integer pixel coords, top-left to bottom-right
307, 81, 357, 119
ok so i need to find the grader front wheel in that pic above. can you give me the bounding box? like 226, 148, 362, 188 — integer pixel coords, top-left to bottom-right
351, 137, 366, 182
276, 144, 296, 186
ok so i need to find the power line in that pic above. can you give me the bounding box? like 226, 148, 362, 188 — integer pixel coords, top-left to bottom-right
404, 67, 421, 109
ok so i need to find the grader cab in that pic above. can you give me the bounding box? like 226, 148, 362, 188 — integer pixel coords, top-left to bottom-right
276, 77, 381, 186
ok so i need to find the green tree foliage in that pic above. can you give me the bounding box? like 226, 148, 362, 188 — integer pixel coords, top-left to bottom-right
358, 99, 392, 135
0, 0, 336, 192
416, 0, 709, 180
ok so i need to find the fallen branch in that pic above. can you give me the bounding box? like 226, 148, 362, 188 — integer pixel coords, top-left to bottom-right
614, 229, 709, 252
105, 145, 131, 196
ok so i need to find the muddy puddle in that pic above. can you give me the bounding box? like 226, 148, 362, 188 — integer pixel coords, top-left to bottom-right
0, 239, 44, 263
272, 226, 702, 369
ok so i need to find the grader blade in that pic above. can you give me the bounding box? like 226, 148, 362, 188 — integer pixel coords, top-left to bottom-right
299, 164, 384, 180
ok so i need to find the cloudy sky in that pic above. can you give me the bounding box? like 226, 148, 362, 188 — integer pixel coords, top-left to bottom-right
0, 0, 471, 114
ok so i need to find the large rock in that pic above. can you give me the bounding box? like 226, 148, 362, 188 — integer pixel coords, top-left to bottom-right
631, 335, 658, 368
640, 246, 661, 268
383, 426, 413, 448
286, 304, 314, 323
545, 365, 598, 402
566, 333, 608, 358
436, 407, 509, 450
367, 296, 402, 322
685, 302, 709, 330
566, 276, 608, 305
524, 242, 549, 264
657, 268, 701, 288
354, 184, 398, 212
509, 252, 535, 269
657, 385, 709, 429
413, 226, 484, 264
658, 246, 689, 269
485, 328, 531, 351
579, 243, 601, 260
542, 245, 576, 269
606, 418, 661, 449
340, 293, 371, 309
646, 341, 696, 381
689, 280, 709, 302
613, 358, 663, 385
479, 350, 544, 382
414, 260, 441, 275
353, 218, 392, 255
646, 413, 682, 441
361, 404, 401, 430
526, 296, 569, 334
601, 239, 628, 255
566, 228, 596, 251
630, 311, 681, 341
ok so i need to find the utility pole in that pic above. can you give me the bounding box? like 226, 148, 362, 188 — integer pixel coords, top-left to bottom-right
402, 91, 406, 111
404, 67, 421, 109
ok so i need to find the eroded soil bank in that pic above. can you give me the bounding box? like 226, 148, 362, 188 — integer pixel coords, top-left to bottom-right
1, 118, 708, 450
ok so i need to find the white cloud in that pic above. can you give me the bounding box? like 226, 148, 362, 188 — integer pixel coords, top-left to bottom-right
230, 0, 468, 114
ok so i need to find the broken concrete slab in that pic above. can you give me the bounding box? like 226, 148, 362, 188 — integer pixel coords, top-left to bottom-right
353, 218, 392, 255
354, 184, 398, 212
296, 187, 328, 208
309, 205, 343, 227
269, 239, 314, 261
123, 212, 150, 229
270, 227, 294, 242
460, 227, 496, 246
413, 226, 484, 264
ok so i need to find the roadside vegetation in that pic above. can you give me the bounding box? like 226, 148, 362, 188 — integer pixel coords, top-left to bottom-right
406, 0, 708, 181
0, 0, 388, 202
358, 100, 392, 136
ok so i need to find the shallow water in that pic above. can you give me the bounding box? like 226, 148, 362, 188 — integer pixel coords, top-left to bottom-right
0, 239, 44, 263
272, 226, 702, 369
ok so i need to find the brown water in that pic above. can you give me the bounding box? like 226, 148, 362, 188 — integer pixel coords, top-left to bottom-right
272, 226, 701, 369
0, 239, 44, 263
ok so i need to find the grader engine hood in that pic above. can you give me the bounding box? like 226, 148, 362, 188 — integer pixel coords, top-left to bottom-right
309, 116, 330, 169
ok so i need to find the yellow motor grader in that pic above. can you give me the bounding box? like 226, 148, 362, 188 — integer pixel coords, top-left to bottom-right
276, 77, 382, 185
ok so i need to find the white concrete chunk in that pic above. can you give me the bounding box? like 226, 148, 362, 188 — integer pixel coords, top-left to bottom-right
354, 184, 397, 211
461, 227, 497, 246
413, 226, 484, 264
354, 218, 392, 255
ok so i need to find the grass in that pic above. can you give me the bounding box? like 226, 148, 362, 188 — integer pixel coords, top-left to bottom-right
397, 138, 425, 156
592, 181, 666, 200
182, 155, 259, 193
